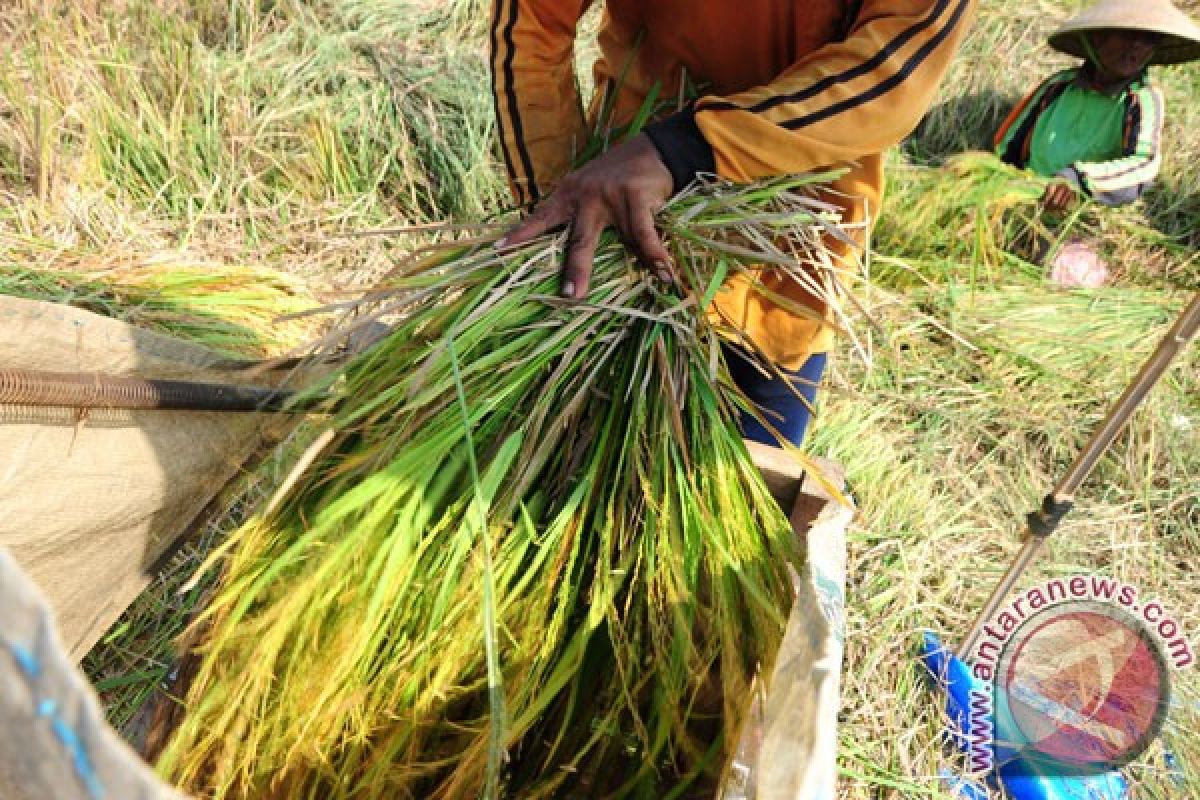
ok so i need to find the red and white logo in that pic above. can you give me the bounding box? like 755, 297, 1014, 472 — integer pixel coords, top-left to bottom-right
994, 600, 1171, 770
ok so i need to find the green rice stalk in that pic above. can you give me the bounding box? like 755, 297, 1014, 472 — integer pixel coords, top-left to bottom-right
157, 174, 855, 799
447, 335, 507, 797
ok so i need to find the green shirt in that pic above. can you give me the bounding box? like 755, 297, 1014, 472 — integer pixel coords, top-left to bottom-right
1027, 82, 1127, 178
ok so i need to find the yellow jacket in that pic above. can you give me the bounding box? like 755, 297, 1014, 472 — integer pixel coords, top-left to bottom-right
491, 0, 975, 368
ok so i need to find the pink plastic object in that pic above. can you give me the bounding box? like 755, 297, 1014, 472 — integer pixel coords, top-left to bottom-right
1050, 242, 1109, 288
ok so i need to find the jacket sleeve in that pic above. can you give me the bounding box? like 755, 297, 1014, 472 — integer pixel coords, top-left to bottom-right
490, 0, 593, 208
1067, 84, 1165, 207
644, 0, 976, 187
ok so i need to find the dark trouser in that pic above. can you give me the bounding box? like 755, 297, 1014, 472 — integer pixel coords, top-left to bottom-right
722, 343, 827, 448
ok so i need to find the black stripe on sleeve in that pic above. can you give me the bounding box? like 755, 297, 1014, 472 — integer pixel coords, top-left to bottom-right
1094, 90, 1163, 185
501, 0, 541, 206
698, 0, 953, 116
780, 0, 970, 131
1121, 90, 1141, 155
489, 0, 525, 206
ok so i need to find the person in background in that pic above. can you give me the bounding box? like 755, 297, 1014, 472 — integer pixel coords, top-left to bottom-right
995, 0, 1200, 212
490, 0, 976, 448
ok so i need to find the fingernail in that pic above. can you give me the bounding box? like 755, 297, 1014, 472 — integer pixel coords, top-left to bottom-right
494, 237, 507, 250
562, 281, 575, 298
653, 260, 673, 283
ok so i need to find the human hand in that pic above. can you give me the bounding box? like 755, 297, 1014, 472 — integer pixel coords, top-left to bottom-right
496, 135, 674, 300
1041, 181, 1077, 212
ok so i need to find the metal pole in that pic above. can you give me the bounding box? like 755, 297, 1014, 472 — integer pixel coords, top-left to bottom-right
958, 292, 1200, 660
0, 369, 312, 413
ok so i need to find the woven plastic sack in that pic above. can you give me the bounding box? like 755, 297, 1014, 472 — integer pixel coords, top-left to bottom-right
0, 295, 299, 659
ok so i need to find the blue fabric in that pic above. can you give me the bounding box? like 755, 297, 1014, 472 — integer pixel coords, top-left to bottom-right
4, 639, 106, 798
920, 632, 1130, 800
722, 343, 827, 447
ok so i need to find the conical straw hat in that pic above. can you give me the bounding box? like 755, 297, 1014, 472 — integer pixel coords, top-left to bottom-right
1048, 0, 1200, 65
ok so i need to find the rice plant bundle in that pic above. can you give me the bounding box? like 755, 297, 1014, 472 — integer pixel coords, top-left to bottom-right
0, 260, 319, 357
157, 175, 855, 799
873, 152, 1049, 285
875, 152, 1188, 289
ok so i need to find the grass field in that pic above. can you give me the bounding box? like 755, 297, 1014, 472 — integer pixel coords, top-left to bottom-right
2, 0, 1197, 797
